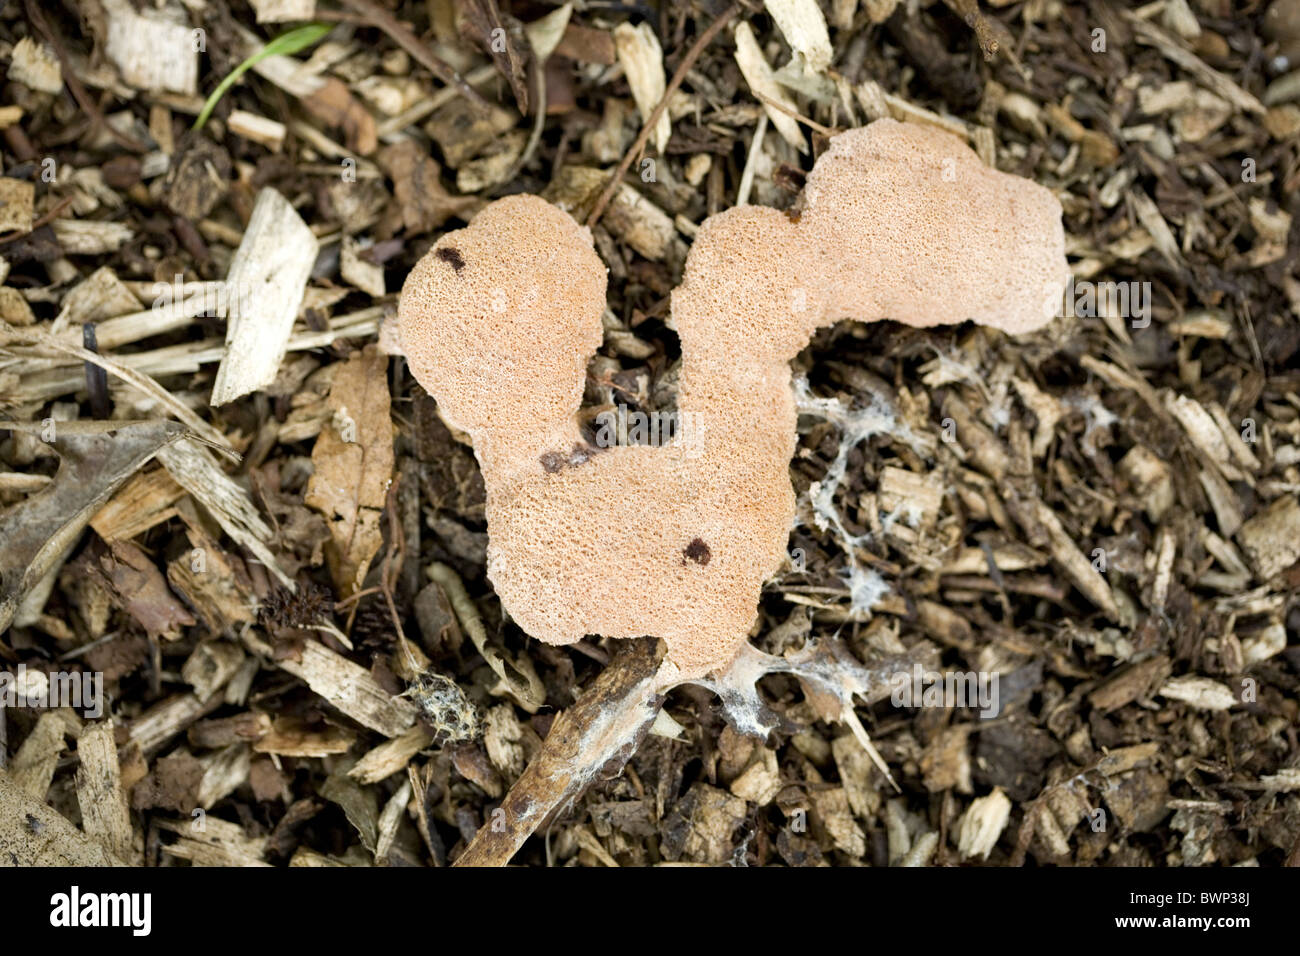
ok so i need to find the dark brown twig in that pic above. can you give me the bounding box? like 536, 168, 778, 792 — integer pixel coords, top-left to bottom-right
339, 0, 493, 111
586, 4, 741, 229
22, 0, 149, 153
0, 195, 75, 246
83, 323, 111, 419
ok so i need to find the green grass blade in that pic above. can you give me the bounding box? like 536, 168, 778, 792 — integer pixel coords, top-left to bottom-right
192, 23, 334, 133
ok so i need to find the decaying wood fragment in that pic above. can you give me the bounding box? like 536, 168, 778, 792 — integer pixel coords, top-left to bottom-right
129, 692, 223, 755
249, 0, 316, 22
455, 634, 925, 865
101, 0, 198, 95
181, 642, 247, 700
1237, 496, 1300, 580
734, 22, 807, 151
210, 188, 318, 406
227, 110, 287, 151
156, 815, 269, 866
0, 177, 34, 234
613, 22, 671, 154
348, 726, 432, 785
241, 630, 417, 737
764, 0, 833, 73
455, 638, 666, 867
9, 711, 68, 800
0, 768, 126, 866
89, 467, 186, 542
75, 720, 135, 863
156, 440, 291, 587
7, 36, 62, 94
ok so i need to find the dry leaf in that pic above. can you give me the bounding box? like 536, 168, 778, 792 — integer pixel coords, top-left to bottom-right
99, 540, 196, 640
0, 420, 189, 632
301, 76, 378, 156
462, 0, 531, 114
377, 140, 477, 233
305, 346, 394, 597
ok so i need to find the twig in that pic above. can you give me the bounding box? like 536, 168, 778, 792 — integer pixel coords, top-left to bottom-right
379, 472, 424, 676
427, 562, 546, 710
0, 195, 76, 247
454, 639, 666, 867
0, 326, 231, 451
942, 0, 1003, 61
754, 90, 835, 135
586, 4, 741, 229
22, 0, 148, 153
339, 0, 493, 111
735, 114, 767, 206
494, 55, 547, 193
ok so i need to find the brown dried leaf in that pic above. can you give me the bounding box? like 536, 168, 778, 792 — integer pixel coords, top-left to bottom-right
301, 77, 378, 156
304, 346, 394, 597
0, 420, 189, 632
100, 540, 196, 640
461, 0, 531, 114
377, 140, 477, 233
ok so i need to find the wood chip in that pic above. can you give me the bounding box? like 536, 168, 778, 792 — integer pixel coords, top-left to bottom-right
156, 440, 292, 587
734, 22, 807, 151
75, 719, 135, 862
101, 0, 199, 95
9, 711, 68, 800
348, 726, 433, 785
1159, 676, 1238, 711
8, 37, 62, 94
210, 188, 318, 405
0, 768, 124, 866
0, 177, 35, 233
765, 0, 834, 73
955, 787, 1011, 860
242, 631, 416, 737
614, 22, 672, 154
1236, 495, 1300, 580
249, 0, 316, 22
227, 109, 288, 150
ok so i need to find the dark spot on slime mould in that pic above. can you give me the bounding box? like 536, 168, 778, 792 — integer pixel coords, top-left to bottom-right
437, 246, 465, 272
683, 538, 711, 566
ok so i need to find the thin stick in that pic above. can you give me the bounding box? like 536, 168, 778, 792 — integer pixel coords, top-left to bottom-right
586, 5, 741, 229
754, 90, 835, 136
735, 114, 767, 207
494, 55, 547, 192
454, 639, 666, 867
380, 473, 422, 675
339, 0, 492, 111
0, 195, 76, 246
22, 0, 148, 153
0, 327, 231, 451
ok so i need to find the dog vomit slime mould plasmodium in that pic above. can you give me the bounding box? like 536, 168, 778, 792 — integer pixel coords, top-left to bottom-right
396, 118, 1068, 681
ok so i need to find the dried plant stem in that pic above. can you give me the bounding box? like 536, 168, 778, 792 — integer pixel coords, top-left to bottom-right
753, 91, 834, 135
0, 326, 230, 450
339, 0, 492, 111
586, 5, 741, 229
426, 562, 546, 711
454, 638, 666, 867
456, 637, 925, 866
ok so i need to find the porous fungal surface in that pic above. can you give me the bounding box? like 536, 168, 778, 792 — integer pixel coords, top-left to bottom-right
398, 118, 1068, 680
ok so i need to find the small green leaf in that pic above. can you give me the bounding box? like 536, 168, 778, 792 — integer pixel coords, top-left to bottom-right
192, 23, 333, 133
